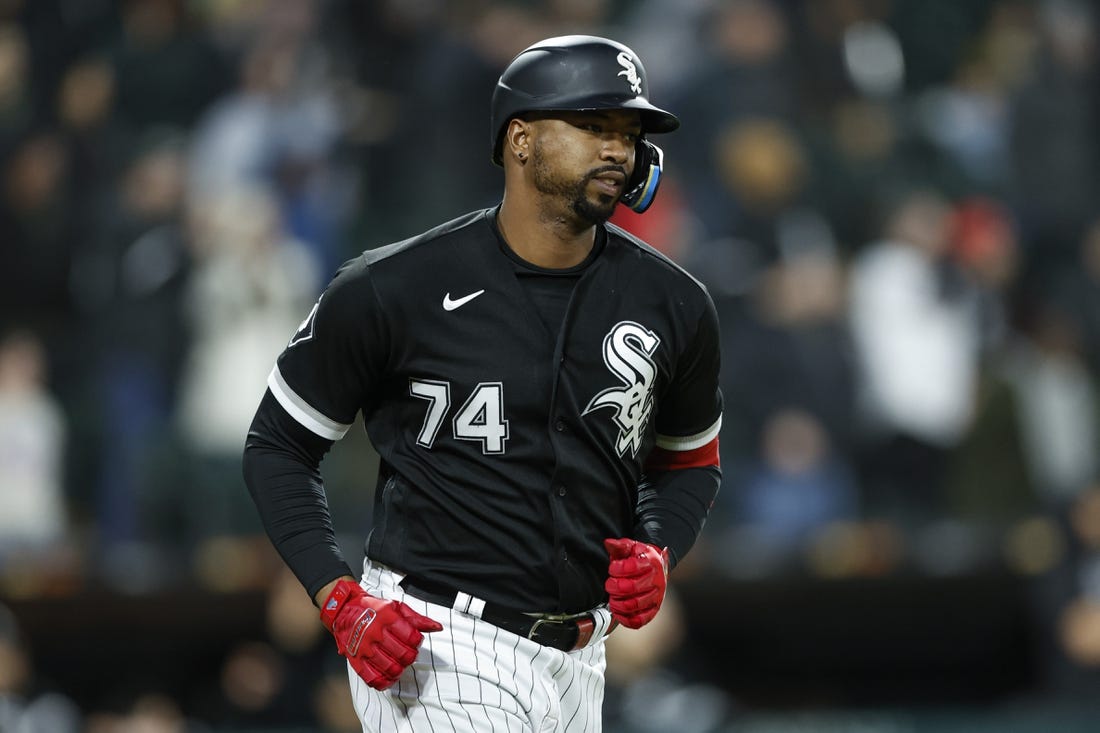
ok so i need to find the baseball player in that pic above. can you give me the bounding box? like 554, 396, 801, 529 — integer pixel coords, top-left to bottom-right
243, 35, 722, 732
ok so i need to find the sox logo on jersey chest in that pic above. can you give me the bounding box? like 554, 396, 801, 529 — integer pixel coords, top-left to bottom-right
583, 320, 661, 457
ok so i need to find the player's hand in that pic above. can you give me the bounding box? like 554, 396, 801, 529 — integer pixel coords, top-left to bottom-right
604, 538, 670, 629
319, 579, 443, 690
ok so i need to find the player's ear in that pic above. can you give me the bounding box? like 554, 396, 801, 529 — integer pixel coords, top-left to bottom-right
505, 118, 531, 164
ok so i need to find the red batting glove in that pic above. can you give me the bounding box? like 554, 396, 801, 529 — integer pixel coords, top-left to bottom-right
604, 538, 670, 629
319, 579, 443, 690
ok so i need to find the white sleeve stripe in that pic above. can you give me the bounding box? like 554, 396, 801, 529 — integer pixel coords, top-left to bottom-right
655, 414, 722, 451
267, 365, 351, 441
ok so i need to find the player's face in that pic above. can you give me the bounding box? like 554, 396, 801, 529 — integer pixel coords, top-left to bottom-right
528, 110, 641, 225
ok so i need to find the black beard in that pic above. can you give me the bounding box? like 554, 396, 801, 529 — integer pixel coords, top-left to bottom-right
531, 146, 620, 225
571, 187, 617, 225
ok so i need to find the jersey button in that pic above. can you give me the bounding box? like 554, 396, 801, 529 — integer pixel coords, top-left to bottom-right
556, 485, 567, 497
554, 419, 566, 432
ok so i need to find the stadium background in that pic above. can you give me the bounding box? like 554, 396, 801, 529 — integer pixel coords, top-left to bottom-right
2, 0, 1099, 731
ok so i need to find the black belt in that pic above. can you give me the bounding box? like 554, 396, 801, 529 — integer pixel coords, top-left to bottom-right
398, 575, 599, 652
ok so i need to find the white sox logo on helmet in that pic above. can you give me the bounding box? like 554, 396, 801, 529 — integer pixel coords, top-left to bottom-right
616, 52, 642, 95
584, 320, 660, 457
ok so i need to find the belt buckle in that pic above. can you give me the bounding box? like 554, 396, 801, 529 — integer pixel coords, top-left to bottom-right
527, 617, 555, 642
527, 612, 596, 651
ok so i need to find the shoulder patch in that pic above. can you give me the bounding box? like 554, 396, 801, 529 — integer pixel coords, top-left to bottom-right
288, 295, 321, 347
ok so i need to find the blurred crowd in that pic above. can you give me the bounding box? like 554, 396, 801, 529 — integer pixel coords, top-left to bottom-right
2, 0, 1100, 731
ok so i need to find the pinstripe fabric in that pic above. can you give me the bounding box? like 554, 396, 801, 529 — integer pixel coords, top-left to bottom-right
347, 560, 607, 732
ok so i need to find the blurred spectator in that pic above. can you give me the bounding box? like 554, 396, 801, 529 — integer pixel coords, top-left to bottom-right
0, 131, 77, 339
679, 111, 835, 326
0, 602, 81, 733
187, 5, 356, 277
947, 194, 1020, 356
46, 50, 125, 420
713, 118, 809, 247
791, 0, 891, 115
699, 215, 856, 475
174, 184, 319, 540
185, 22, 297, 197
55, 54, 125, 234
941, 196, 1037, 524
108, 0, 230, 133
352, 2, 549, 244
809, 93, 901, 248
848, 187, 984, 524
738, 410, 859, 551
1044, 217, 1100, 377
0, 330, 68, 558
1008, 0, 1099, 259
1001, 296, 1099, 507
73, 130, 193, 558
664, 0, 801, 245
693, 208, 860, 578
914, 24, 1015, 190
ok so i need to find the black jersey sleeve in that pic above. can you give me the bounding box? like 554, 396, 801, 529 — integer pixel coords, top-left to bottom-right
242, 390, 353, 599
244, 256, 387, 599
268, 256, 388, 440
654, 288, 723, 449
635, 283, 723, 567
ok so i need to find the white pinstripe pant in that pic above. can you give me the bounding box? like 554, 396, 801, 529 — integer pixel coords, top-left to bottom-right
349, 558, 609, 732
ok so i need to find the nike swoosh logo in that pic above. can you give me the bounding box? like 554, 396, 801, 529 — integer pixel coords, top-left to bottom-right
442, 289, 485, 311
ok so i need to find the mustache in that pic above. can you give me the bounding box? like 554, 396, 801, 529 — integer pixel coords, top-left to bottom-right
586, 165, 628, 181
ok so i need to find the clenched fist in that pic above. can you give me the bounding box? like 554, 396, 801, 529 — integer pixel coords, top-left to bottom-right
320, 579, 443, 690
604, 538, 670, 629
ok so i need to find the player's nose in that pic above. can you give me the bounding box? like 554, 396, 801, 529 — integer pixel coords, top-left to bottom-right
599, 134, 631, 165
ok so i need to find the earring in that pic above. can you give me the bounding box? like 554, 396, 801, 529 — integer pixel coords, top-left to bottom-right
518, 151, 526, 160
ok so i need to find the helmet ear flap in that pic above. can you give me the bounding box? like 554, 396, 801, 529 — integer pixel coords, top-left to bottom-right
620, 139, 664, 214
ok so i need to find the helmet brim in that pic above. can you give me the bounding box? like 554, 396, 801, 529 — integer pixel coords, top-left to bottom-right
619, 99, 681, 134
532, 96, 680, 134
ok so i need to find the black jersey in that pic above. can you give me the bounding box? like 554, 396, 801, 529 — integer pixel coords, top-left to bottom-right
263, 207, 722, 612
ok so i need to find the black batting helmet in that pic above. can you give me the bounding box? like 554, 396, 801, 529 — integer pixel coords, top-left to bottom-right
490, 35, 679, 212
